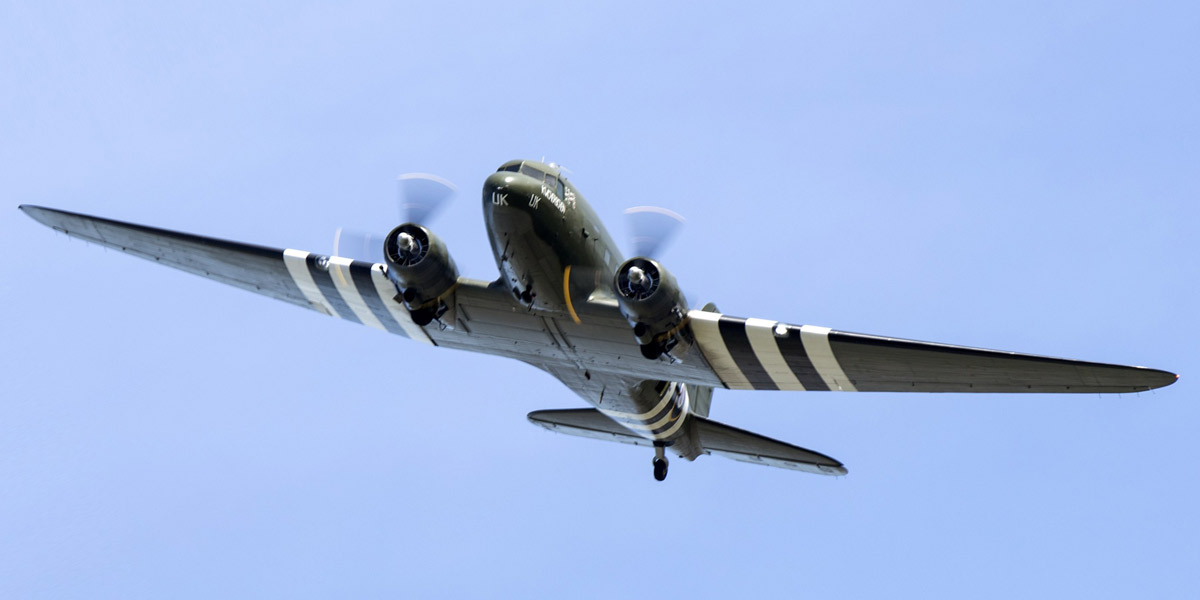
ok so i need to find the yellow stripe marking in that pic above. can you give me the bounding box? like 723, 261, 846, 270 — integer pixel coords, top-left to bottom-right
563, 265, 581, 324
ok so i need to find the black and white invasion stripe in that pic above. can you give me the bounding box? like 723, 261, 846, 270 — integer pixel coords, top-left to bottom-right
282, 249, 432, 344
689, 311, 856, 391
600, 382, 691, 441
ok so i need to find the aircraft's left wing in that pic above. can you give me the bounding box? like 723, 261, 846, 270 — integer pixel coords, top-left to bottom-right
19, 205, 432, 344
687, 310, 1177, 394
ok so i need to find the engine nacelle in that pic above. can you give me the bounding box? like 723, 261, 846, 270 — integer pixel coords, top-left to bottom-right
383, 223, 458, 325
614, 257, 691, 359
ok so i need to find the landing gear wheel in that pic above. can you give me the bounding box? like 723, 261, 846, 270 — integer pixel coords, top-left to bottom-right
653, 458, 669, 481
410, 307, 435, 326
652, 445, 669, 481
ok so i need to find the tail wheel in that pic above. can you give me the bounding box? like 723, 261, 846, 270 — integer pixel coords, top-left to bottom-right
652, 457, 669, 481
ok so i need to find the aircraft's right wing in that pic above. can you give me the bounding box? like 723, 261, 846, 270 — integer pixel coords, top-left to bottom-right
687, 310, 1177, 394
19, 204, 433, 344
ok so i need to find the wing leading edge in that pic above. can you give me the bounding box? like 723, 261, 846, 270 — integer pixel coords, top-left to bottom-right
688, 310, 1176, 394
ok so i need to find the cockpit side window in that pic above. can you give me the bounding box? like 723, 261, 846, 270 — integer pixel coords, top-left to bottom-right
543, 172, 556, 189
556, 179, 565, 198
500, 164, 520, 173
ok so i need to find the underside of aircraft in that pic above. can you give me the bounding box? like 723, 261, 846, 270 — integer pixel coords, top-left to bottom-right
19, 159, 1178, 481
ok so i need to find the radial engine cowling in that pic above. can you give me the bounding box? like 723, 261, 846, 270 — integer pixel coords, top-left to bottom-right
383, 223, 458, 325
614, 257, 691, 359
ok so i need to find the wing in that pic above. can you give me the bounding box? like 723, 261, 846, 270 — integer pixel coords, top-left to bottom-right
688, 310, 1177, 394
18, 205, 702, 384
17, 205, 688, 382
19, 205, 432, 344
21, 205, 1176, 395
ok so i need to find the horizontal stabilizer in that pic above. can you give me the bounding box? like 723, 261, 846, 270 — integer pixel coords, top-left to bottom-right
528, 408, 657, 448
527, 408, 846, 476
694, 418, 846, 476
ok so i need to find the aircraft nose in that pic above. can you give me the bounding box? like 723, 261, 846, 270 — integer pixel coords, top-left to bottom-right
483, 171, 517, 211
483, 170, 545, 218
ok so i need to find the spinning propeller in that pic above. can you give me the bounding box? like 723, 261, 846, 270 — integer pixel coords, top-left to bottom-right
563, 204, 687, 318
624, 205, 685, 259
333, 173, 457, 263
614, 205, 686, 299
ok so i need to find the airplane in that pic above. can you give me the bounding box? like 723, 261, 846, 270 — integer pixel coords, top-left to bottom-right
19, 158, 1178, 481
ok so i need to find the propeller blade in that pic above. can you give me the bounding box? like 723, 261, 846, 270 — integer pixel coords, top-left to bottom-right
333, 228, 387, 263
399, 173, 457, 224
624, 205, 685, 258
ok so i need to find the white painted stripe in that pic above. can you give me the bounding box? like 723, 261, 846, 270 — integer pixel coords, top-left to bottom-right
368, 264, 433, 345
327, 256, 386, 332
800, 325, 857, 391
604, 401, 678, 431
602, 383, 691, 440
744, 318, 806, 391
621, 410, 691, 438
650, 386, 691, 440
283, 249, 333, 316
688, 310, 753, 390
599, 387, 678, 421
604, 411, 674, 432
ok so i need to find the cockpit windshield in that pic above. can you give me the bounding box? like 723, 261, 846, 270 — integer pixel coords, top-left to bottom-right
520, 164, 544, 180
498, 162, 565, 196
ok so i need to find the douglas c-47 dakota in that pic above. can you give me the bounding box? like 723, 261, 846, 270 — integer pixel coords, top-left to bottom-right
20, 159, 1178, 481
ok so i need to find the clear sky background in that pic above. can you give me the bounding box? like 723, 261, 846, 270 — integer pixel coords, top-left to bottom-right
2, 2, 1197, 598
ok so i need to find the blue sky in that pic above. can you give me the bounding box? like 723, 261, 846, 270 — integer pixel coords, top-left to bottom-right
3, 1, 1197, 597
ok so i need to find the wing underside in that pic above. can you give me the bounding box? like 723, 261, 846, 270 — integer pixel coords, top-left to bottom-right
20, 205, 1176, 395
19, 205, 431, 343
688, 311, 1176, 393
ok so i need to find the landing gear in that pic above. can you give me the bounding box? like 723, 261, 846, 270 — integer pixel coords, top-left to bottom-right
653, 458, 668, 481
410, 307, 435, 326
652, 445, 669, 481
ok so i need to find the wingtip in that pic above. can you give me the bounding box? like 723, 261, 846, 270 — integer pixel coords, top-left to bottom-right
18, 204, 59, 228
18, 204, 49, 216
1157, 369, 1179, 389
1139, 368, 1179, 391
